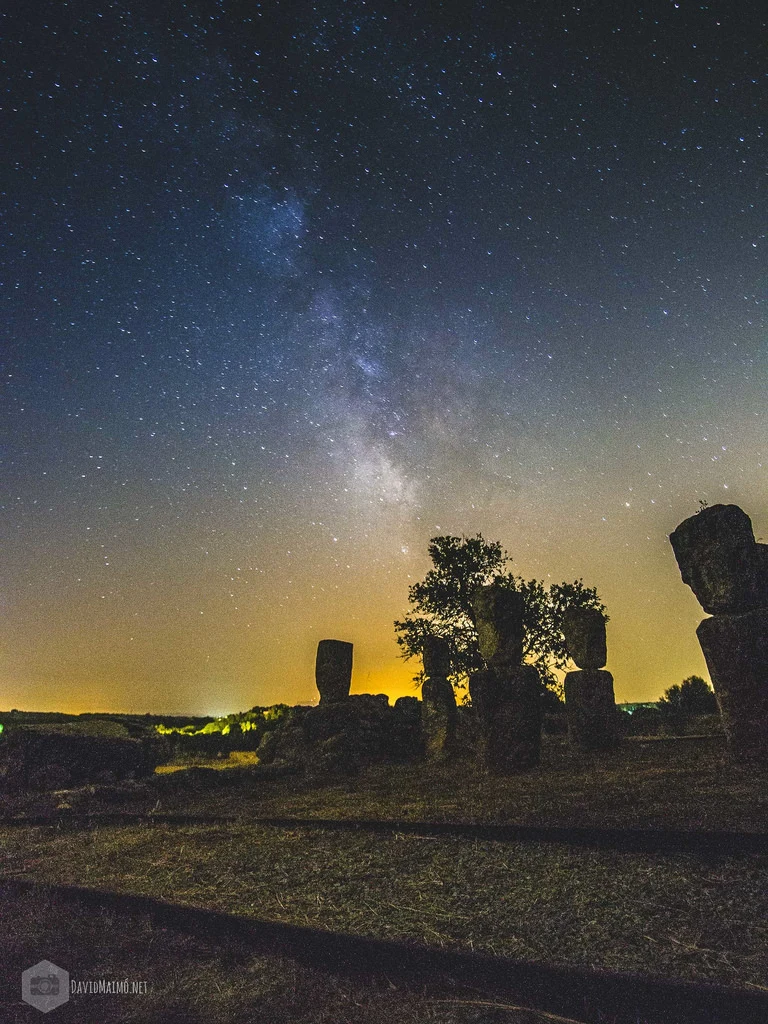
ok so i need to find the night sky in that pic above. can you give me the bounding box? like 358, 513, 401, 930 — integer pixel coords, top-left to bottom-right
2, 1, 766, 714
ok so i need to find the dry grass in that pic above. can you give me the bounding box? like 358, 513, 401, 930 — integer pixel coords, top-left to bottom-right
1, 737, 767, 1021
1, 888, 555, 1023
0, 819, 766, 989
145, 736, 767, 833
155, 751, 259, 774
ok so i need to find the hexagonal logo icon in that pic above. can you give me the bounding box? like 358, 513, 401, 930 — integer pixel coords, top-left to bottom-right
21, 961, 69, 1013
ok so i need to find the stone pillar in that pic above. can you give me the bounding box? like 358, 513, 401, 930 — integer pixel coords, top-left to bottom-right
670, 504, 768, 762
420, 636, 457, 759
470, 583, 542, 772
562, 608, 618, 750
696, 610, 768, 760
468, 668, 496, 759
564, 669, 617, 750
487, 665, 543, 772
315, 640, 353, 704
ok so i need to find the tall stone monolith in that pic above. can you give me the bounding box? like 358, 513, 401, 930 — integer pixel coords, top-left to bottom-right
670, 503, 768, 762
315, 640, 353, 704
420, 636, 457, 759
562, 607, 617, 750
469, 583, 542, 772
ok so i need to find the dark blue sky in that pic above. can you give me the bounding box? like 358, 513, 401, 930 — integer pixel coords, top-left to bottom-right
1, 0, 766, 712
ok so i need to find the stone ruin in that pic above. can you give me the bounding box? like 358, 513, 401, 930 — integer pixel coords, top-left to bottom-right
469, 583, 542, 772
562, 607, 618, 750
256, 639, 422, 775
420, 636, 457, 759
670, 503, 768, 762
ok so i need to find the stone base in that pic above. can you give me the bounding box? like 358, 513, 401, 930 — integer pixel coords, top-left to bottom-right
481, 664, 542, 773
421, 677, 457, 758
697, 610, 768, 762
564, 669, 617, 750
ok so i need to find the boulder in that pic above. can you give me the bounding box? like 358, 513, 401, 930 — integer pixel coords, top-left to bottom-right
0, 729, 159, 792
315, 639, 353, 703
563, 607, 607, 670
256, 716, 307, 767
696, 609, 768, 762
670, 504, 768, 614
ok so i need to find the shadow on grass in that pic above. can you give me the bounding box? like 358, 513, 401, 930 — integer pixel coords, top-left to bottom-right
2, 878, 768, 1024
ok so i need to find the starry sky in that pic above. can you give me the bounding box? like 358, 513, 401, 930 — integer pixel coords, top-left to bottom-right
2, 0, 766, 714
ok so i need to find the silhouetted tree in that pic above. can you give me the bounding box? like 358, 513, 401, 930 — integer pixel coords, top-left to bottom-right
394, 534, 606, 695
659, 675, 718, 715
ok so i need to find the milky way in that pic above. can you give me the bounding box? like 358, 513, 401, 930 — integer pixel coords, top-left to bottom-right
2, 0, 766, 712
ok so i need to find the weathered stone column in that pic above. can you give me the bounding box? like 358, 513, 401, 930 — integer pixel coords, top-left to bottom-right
488, 664, 543, 772
468, 667, 496, 760
315, 639, 353, 704
470, 583, 542, 772
670, 503, 768, 762
562, 607, 617, 750
420, 636, 457, 759
563, 607, 607, 670
563, 670, 617, 750
696, 611, 768, 758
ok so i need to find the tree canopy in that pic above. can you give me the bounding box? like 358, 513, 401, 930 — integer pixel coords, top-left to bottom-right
658, 676, 718, 715
394, 534, 606, 695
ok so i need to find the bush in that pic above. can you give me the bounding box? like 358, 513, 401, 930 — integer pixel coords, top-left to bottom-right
154, 705, 292, 757
659, 676, 718, 715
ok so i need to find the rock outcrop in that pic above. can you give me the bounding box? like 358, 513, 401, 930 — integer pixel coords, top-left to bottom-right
256, 694, 423, 776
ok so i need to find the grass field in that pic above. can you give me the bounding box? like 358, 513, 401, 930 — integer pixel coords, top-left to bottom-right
4, 886, 552, 1024
1, 736, 766, 1022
